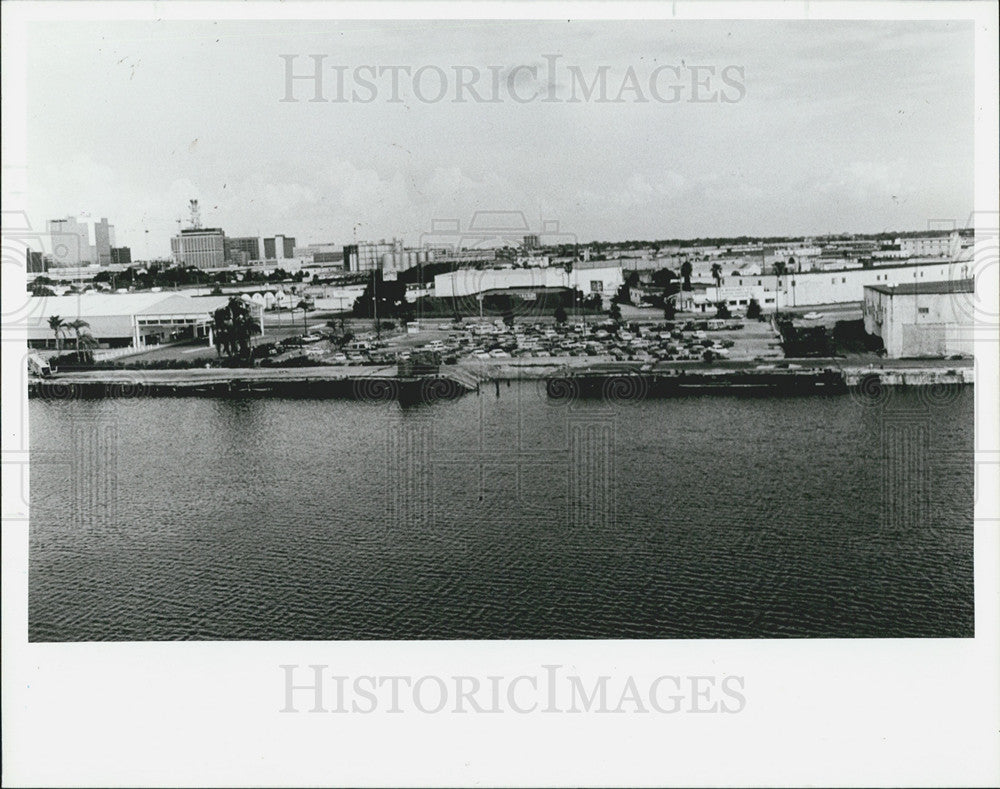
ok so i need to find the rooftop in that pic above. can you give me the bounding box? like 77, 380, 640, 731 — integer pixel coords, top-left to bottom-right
865, 279, 974, 297
28, 292, 233, 319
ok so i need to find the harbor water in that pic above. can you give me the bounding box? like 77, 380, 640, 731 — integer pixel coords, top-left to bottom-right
29, 383, 974, 640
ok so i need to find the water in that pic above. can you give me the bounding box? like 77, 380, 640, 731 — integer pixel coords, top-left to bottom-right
29, 383, 974, 640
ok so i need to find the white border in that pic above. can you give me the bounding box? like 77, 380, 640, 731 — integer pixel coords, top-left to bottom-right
2, 2, 998, 787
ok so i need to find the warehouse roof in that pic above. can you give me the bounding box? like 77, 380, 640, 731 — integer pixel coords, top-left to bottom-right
28, 293, 232, 320
865, 279, 974, 297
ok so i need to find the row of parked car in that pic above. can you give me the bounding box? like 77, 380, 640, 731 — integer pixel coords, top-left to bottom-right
412, 319, 744, 363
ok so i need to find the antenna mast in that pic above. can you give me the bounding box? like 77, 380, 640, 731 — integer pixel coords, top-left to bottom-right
189, 199, 202, 229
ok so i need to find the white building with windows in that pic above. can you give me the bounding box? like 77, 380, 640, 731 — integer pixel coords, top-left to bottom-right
862, 279, 974, 358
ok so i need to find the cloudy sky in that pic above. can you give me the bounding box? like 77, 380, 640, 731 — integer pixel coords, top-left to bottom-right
25, 19, 973, 256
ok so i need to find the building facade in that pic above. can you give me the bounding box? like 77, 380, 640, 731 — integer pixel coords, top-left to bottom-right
46, 217, 91, 266
171, 228, 226, 269
863, 279, 974, 358
110, 247, 131, 266
711, 259, 970, 310
225, 236, 261, 265
264, 235, 296, 260
344, 239, 400, 272
434, 265, 624, 306
94, 218, 114, 266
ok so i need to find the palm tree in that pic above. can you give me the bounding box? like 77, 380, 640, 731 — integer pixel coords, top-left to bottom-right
64, 319, 91, 357
47, 315, 65, 350
711, 262, 722, 288
680, 259, 693, 291
772, 260, 788, 317
296, 300, 310, 334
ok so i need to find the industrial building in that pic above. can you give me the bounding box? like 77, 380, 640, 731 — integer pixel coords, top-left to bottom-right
27, 293, 236, 350
707, 259, 970, 311
862, 279, 975, 358
434, 265, 624, 306
344, 239, 402, 272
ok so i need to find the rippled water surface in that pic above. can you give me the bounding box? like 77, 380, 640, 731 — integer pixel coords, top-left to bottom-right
29, 384, 974, 640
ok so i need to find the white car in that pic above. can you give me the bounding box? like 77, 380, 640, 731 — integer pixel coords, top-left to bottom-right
489, 349, 511, 358
472, 351, 491, 360
803, 312, 823, 320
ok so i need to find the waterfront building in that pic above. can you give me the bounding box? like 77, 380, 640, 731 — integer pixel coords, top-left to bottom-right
862, 279, 975, 358
26, 292, 236, 350
709, 259, 970, 311
171, 228, 226, 269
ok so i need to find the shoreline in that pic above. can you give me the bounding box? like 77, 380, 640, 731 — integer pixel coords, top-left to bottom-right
27, 359, 974, 401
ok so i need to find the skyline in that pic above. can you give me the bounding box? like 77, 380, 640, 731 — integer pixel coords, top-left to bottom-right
24, 19, 974, 256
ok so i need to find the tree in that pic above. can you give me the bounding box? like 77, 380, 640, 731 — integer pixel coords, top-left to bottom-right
352, 273, 409, 321
711, 262, 722, 288
773, 260, 788, 316
663, 299, 676, 320
680, 259, 693, 291
213, 296, 259, 360
47, 315, 65, 350
715, 302, 732, 319
746, 298, 762, 320
296, 299, 311, 334
554, 304, 568, 325
609, 302, 622, 323
64, 319, 91, 355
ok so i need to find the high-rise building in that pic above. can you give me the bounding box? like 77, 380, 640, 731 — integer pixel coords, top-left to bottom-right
27, 249, 46, 273
111, 247, 132, 266
46, 217, 92, 266
264, 235, 296, 260
523, 234, 540, 250
171, 228, 226, 269
225, 236, 261, 264
94, 217, 114, 266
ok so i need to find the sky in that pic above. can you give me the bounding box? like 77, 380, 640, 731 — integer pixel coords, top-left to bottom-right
23, 19, 974, 257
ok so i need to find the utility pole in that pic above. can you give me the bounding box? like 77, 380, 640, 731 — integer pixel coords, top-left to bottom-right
372, 267, 380, 341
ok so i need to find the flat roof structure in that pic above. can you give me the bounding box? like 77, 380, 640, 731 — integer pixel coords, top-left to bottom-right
26, 293, 234, 345
865, 279, 974, 297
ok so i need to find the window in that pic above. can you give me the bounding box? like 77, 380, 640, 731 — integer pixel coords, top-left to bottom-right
918, 307, 929, 314
841, 278, 846, 283
590, 281, 602, 293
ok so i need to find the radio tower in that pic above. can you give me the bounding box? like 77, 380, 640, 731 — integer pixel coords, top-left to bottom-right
189, 199, 202, 229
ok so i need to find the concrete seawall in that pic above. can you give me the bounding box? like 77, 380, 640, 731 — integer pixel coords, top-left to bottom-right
27, 362, 972, 402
